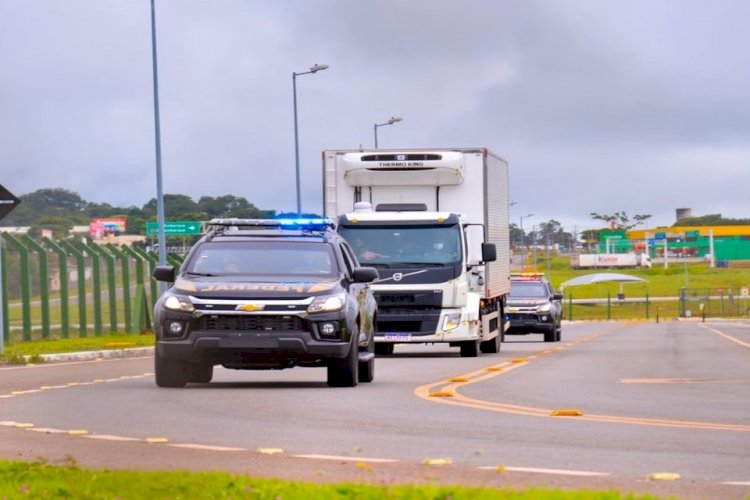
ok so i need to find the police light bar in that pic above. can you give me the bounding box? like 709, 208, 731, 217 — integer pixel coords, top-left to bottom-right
208, 218, 334, 231
511, 272, 545, 280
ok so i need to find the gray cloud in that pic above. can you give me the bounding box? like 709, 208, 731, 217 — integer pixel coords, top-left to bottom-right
1, 0, 748, 231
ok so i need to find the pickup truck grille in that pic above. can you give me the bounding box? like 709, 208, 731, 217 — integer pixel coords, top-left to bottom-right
197, 315, 306, 332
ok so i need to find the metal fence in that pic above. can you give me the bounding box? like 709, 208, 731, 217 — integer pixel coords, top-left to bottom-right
679, 287, 750, 318
1, 234, 184, 343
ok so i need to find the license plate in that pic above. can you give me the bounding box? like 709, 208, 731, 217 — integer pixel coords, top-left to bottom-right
384, 333, 412, 341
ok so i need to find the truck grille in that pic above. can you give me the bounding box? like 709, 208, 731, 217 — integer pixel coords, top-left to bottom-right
375, 291, 442, 309
197, 315, 306, 332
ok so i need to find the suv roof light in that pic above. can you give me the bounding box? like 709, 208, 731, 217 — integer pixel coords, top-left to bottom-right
208, 218, 335, 234
511, 272, 546, 280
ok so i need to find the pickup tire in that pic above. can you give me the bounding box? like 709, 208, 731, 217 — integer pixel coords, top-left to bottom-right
188, 362, 214, 384
543, 327, 556, 343
375, 343, 394, 356
358, 331, 375, 383
327, 332, 359, 387
155, 352, 188, 388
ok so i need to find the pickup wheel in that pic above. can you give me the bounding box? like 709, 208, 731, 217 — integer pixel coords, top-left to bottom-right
154, 352, 188, 388
358, 331, 375, 383
555, 322, 562, 342
543, 327, 556, 343
188, 362, 214, 384
375, 343, 394, 356
327, 332, 359, 387
480, 333, 501, 354
460, 339, 480, 357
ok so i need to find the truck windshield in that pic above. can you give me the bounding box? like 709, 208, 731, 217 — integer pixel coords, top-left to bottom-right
339, 225, 461, 267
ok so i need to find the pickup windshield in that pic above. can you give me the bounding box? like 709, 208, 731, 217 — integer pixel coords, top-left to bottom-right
339, 225, 461, 266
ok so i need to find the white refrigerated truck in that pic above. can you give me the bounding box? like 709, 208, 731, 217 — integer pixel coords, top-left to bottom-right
322, 148, 510, 357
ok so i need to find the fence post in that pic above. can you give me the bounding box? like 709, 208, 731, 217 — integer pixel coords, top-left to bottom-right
645, 292, 650, 320
87, 243, 118, 333
20, 236, 51, 339
2, 233, 32, 341
679, 288, 686, 317
1, 241, 8, 345
567, 290, 573, 321
43, 238, 70, 338
607, 289, 611, 321
59, 240, 88, 337
134, 247, 159, 308
107, 244, 132, 333
71, 239, 102, 336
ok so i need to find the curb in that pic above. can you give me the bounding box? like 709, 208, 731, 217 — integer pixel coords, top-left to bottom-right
30, 347, 155, 364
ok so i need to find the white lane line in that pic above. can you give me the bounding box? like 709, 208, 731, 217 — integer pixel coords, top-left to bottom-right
0, 421, 19, 426
168, 444, 248, 452
721, 481, 750, 486
292, 454, 399, 463
27, 428, 67, 434
83, 434, 141, 442
479, 465, 610, 477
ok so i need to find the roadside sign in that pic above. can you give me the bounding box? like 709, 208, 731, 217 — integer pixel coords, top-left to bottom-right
684, 230, 700, 238
0, 184, 21, 219
146, 220, 202, 236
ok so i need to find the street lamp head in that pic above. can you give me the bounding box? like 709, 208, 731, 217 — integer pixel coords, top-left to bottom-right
388, 116, 403, 124
309, 63, 329, 73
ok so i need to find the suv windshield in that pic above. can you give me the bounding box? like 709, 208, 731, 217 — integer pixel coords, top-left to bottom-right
510, 281, 549, 298
186, 241, 338, 277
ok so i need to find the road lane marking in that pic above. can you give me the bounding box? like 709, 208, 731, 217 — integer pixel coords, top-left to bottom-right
479, 465, 610, 477
699, 323, 750, 349
621, 377, 750, 384
293, 454, 398, 463
416, 324, 750, 432
83, 434, 141, 442
168, 444, 247, 452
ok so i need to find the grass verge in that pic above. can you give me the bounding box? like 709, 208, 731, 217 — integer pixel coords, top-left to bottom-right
0, 459, 656, 499
0, 333, 155, 365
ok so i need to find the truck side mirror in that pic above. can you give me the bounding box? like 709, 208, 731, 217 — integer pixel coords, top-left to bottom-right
481, 243, 497, 263
153, 265, 176, 282
353, 266, 379, 283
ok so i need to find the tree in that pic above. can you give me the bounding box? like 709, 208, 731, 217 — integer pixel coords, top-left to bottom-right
4, 188, 87, 225
590, 211, 651, 230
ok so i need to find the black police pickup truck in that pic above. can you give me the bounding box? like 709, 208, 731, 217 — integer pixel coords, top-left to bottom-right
505, 273, 563, 342
151, 218, 379, 388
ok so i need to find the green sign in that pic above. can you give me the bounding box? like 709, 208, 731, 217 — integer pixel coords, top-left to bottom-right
684, 230, 700, 238
146, 221, 202, 236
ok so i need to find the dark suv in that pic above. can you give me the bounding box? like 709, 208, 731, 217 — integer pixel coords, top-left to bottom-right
151, 218, 379, 388
505, 273, 562, 342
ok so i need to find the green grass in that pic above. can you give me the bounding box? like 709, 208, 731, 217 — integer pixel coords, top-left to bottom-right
0, 333, 154, 364
0, 459, 659, 499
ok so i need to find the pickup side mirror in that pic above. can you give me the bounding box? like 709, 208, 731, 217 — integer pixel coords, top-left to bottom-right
553, 292, 563, 300
353, 266, 379, 283
481, 243, 497, 263
153, 265, 176, 283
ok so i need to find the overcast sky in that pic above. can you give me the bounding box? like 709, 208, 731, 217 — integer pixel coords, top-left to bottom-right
2, 1, 749, 232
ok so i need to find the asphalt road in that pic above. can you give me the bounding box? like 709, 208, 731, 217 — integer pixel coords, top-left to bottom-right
1, 320, 749, 498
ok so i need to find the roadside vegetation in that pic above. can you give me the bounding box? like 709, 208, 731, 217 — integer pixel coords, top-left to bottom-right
0, 333, 154, 365
0, 459, 658, 499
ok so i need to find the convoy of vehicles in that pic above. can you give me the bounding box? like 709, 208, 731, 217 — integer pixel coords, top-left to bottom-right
151, 218, 379, 388
322, 148, 511, 357
570, 253, 651, 269
505, 273, 563, 342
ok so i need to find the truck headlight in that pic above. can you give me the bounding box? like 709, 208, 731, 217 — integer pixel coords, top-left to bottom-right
537, 303, 552, 313
308, 293, 346, 313
442, 313, 461, 331
163, 294, 195, 313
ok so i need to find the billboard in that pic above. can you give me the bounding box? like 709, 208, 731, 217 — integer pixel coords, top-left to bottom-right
90, 218, 127, 239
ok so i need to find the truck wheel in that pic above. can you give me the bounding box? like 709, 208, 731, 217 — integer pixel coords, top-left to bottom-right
327, 335, 359, 387
375, 343, 394, 356
358, 330, 375, 383
460, 339, 479, 357
480, 333, 501, 354
154, 352, 188, 388
543, 327, 556, 343
188, 362, 214, 384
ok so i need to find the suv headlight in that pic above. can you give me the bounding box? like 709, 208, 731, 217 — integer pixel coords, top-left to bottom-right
537, 303, 552, 313
308, 293, 346, 313
163, 294, 195, 313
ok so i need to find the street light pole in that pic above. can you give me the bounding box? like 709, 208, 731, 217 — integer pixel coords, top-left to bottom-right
292, 63, 329, 215
149, 0, 166, 276
374, 116, 403, 148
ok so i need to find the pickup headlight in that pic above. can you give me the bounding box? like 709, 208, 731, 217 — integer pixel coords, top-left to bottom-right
537, 303, 552, 313
163, 294, 195, 313
308, 293, 346, 313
